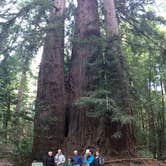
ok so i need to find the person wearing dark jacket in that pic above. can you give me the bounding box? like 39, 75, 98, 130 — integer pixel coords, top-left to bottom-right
94, 151, 104, 166
46, 151, 55, 166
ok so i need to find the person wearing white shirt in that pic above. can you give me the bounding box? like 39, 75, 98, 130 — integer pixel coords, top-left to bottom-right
55, 149, 66, 166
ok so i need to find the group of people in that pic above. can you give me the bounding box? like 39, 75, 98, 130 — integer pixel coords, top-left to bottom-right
46, 149, 104, 166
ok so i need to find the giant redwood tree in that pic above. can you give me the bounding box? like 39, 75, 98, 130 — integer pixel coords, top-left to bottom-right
66, 0, 101, 152
103, 0, 135, 153
2, 0, 166, 163
33, 0, 135, 159
33, 0, 66, 160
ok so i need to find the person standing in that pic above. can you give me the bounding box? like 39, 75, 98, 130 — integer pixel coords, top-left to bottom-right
83, 149, 90, 166
94, 151, 104, 166
87, 150, 95, 166
71, 150, 82, 166
55, 149, 66, 166
65, 157, 73, 166
46, 151, 55, 166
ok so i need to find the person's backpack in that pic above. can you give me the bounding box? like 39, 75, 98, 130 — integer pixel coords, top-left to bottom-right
99, 156, 104, 166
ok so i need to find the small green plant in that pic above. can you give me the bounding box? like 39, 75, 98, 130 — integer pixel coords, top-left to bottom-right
12, 137, 33, 166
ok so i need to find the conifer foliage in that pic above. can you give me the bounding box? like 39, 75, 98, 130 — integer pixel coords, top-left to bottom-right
0, 0, 166, 163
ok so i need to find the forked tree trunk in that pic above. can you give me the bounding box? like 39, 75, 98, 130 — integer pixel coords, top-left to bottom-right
66, 0, 101, 153
103, 0, 135, 154
33, 0, 65, 160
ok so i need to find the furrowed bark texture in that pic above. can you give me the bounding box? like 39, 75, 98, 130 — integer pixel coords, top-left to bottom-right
103, 0, 135, 154
33, 0, 136, 158
65, 0, 101, 153
33, 0, 65, 160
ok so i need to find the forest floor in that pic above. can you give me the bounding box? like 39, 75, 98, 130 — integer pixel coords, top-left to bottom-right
105, 158, 166, 166
0, 159, 13, 166
0, 158, 166, 166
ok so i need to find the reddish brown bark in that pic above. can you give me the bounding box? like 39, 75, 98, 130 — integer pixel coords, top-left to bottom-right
70, 0, 100, 98
32, 0, 136, 158
33, 0, 65, 160
65, 0, 101, 153
103, 0, 135, 154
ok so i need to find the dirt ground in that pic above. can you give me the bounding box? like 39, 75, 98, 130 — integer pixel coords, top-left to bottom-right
0, 159, 13, 166
0, 158, 166, 166
105, 158, 166, 166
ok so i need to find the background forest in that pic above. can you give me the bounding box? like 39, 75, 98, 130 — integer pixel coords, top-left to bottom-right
0, 0, 166, 165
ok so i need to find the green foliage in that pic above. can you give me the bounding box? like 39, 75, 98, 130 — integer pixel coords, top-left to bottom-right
74, 89, 135, 127
122, 3, 166, 158
0, 0, 47, 163
138, 149, 154, 158
12, 135, 33, 166
0, 55, 20, 141
0, 0, 166, 162
74, 89, 118, 117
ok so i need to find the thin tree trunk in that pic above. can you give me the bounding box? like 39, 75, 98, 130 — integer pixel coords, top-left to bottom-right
140, 107, 145, 131
157, 66, 165, 159
15, 70, 26, 114
3, 94, 10, 143
33, 0, 65, 160
103, 0, 135, 154
2, 61, 11, 143
12, 69, 27, 145
147, 78, 156, 158
146, 55, 156, 158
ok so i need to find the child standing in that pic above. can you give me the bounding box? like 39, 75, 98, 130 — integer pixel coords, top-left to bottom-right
66, 157, 73, 166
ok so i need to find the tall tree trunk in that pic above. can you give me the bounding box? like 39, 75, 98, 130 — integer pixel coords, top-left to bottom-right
3, 93, 10, 143
70, 0, 100, 98
13, 69, 27, 145
15, 71, 26, 114
66, 0, 101, 153
157, 66, 165, 159
147, 77, 156, 158
103, 0, 135, 154
2, 61, 11, 143
33, 0, 65, 160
